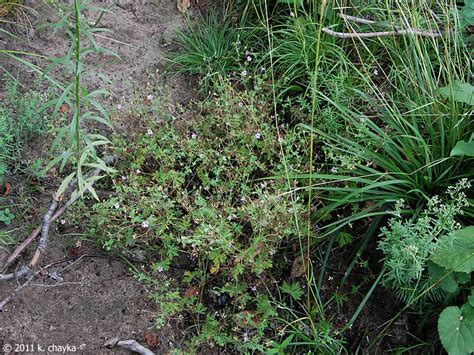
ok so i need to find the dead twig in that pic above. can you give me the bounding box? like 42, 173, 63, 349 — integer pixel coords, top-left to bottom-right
0, 254, 112, 309
103, 337, 155, 355
0, 259, 66, 310
0, 265, 31, 283
2, 226, 40, 271
339, 13, 376, 25
29, 198, 58, 268
1, 156, 116, 272
323, 12, 445, 39
322, 27, 443, 38
29, 280, 85, 288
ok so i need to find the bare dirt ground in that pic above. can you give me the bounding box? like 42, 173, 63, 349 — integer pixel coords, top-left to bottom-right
0, 0, 197, 352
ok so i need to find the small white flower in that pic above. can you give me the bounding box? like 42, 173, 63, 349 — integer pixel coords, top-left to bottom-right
331, 166, 338, 173
255, 132, 262, 140
246, 55, 252, 62
227, 241, 233, 248
157, 266, 164, 273
251, 286, 257, 292
114, 203, 120, 209
136, 169, 141, 174
60, 219, 66, 225
121, 175, 127, 181
147, 94, 154, 101
290, 11, 295, 17
238, 102, 244, 108
141, 220, 150, 228
240, 197, 246, 203
117, 104, 122, 110
373, 69, 379, 76
146, 128, 153, 135
191, 133, 198, 139
241, 70, 248, 76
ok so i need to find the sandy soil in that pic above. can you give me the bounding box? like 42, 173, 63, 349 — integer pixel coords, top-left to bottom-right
0, 0, 198, 352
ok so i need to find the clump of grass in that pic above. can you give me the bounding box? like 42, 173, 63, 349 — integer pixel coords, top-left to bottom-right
298, 0, 473, 236
169, 12, 260, 92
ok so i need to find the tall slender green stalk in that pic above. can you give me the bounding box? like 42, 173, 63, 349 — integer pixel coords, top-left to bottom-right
42, 0, 116, 198
73, 0, 81, 165
305, 0, 327, 314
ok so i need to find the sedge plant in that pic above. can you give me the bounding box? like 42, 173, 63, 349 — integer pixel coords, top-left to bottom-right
298, 0, 473, 237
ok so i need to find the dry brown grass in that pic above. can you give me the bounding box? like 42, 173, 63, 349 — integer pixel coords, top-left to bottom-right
0, 1, 23, 18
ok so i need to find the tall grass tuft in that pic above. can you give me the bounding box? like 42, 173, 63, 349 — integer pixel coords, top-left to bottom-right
169, 11, 259, 92
298, 0, 473, 236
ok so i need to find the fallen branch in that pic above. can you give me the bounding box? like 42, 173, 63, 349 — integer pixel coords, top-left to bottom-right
103, 337, 155, 355
1, 156, 116, 273
29, 198, 58, 267
2, 226, 40, 272
0, 265, 31, 283
339, 13, 376, 25
322, 27, 443, 39
0, 259, 66, 310
323, 12, 445, 39
0, 254, 109, 310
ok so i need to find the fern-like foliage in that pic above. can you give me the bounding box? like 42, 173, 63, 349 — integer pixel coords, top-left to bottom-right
378, 179, 471, 305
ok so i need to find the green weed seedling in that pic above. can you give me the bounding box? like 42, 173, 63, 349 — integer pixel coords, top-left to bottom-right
0, 208, 14, 225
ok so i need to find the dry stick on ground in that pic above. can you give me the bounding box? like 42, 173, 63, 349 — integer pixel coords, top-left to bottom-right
0, 156, 116, 281
322, 12, 444, 39
322, 28, 443, 39
0, 254, 113, 310
103, 337, 155, 355
0, 258, 68, 310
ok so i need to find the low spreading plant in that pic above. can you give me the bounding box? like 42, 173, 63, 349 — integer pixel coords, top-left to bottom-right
0, 77, 51, 184
74, 82, 346, 352
0, 207, 14, 225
